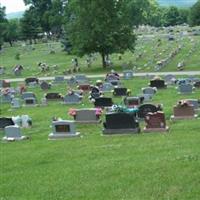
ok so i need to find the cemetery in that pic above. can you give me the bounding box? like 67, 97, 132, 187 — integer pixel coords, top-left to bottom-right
0, 0, 200, 199
1, 72, 200, 199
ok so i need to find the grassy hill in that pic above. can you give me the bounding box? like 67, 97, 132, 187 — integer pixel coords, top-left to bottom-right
1, 76, 200, 200
158, 0, 197, 7
0, 33, 200, 79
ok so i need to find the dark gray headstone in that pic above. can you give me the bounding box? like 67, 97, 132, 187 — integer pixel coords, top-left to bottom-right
0, 117, 15, 129
138, 104, 161, 119
94, 97, 113, 108
103, 113, 140, 134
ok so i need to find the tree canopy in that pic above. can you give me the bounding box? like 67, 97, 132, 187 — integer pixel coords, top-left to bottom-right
189, 0, 200, 26
65, 0, 136, 68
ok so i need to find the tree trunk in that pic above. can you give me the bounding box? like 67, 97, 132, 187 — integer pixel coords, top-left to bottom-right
29, 39, 32, 45
101, 53, 106, 68
9, 40, 13, 47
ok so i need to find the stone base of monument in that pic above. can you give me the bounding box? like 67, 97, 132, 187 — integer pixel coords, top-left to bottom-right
2, 135, 29, 141
48, 132, 80, 140
102, 128, 140, 135
143, 127, 169, 133
170, 115, 198, 121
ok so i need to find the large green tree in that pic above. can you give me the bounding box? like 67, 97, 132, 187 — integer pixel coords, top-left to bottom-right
189, 0, 200, 26
20, 7, 41, 44
65, 0, 136, 68
3, 19, 20, 47
24, 0, 64, 36
164, 6, 180, 26
0, 5, 7, 50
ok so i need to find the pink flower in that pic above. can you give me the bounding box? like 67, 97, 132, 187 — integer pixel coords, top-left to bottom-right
95, 108, 103, 116
68, 108, 77, 116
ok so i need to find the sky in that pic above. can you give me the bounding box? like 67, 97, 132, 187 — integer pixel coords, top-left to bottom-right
0, 0, 27, 14
0, 0, 198, 14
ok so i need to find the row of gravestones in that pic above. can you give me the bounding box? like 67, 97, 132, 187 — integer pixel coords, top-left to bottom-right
1, 73, 200, 108
1, 98, 199, 141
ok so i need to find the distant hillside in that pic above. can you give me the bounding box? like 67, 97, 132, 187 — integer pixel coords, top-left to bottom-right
158, 0, 197, 7
6, 11, 24, 19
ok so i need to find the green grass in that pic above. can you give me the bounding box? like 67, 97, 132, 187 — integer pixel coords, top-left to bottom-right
0, 77, 200, 200
0, 34, 200, 79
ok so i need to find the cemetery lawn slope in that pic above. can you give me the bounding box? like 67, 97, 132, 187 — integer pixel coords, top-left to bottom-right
0, 34, 200, 79
1, 77, 200, 200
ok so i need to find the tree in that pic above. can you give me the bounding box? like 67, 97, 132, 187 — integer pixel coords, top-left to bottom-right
178, 8, 189, 25
125, 0, 150, 26
24, 0, 64, 36
3, 19, 20, 47
146, 0, 165, 27
20, 7, 41, 44
0, 5, 7, 50
163, 6, 180, 26
65, 0, 136, 68
48, 0, 64, 37
189, 0, 200, 26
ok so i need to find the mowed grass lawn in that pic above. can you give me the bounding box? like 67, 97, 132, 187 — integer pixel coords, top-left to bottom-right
0, 34, 200, 79
0, 77, 200, 200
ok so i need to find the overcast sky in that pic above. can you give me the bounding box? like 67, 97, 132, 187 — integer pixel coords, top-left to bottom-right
1, 0, 27, 14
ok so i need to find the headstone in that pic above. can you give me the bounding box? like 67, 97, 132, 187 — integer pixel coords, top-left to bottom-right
49, 120, 80, 139
176, 78, 192, 86
0, 93, 13, 103
113, 87, 130, 96
3, 125, 28, 141
13, 65, 23, 76
103, 113, 140, 134
0, 67, 5, 75
171, 100, 198, 120
100, 82, 114, 92
0, 117, 15, 129
94, 97, 113, 108
75, 74, 89, 84
45, 93, 63, 101
22, 92, 37, 106
144, 111, 169, 132
184, 99, 200, 111
124, 96, 144, 108
21, 115, 32, 128
178, 84, 193, 94
24, 97, 37, 106
78, 84, 91, 92
164, 74, 176, 85
69, 108, 102, 123
22, 92, 36, 100
123, 70, 133, 80
67, 76, 77, 86
41, 97, 48, 106
53, 76, 65, 84
63, 93, 82, 104
25, 77, 39, 86
2, 80, 11, 88
142, 87, 157, 97
89, 86, 102, 100
40, 81, 51, 90
109, 80, 121, 86
149, 78, 167, 89
139, 94, 153, 102
138, 104, 161, 119
194, 81, 200, 88
11, 98, 21, 108
105, 73, 120, 83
